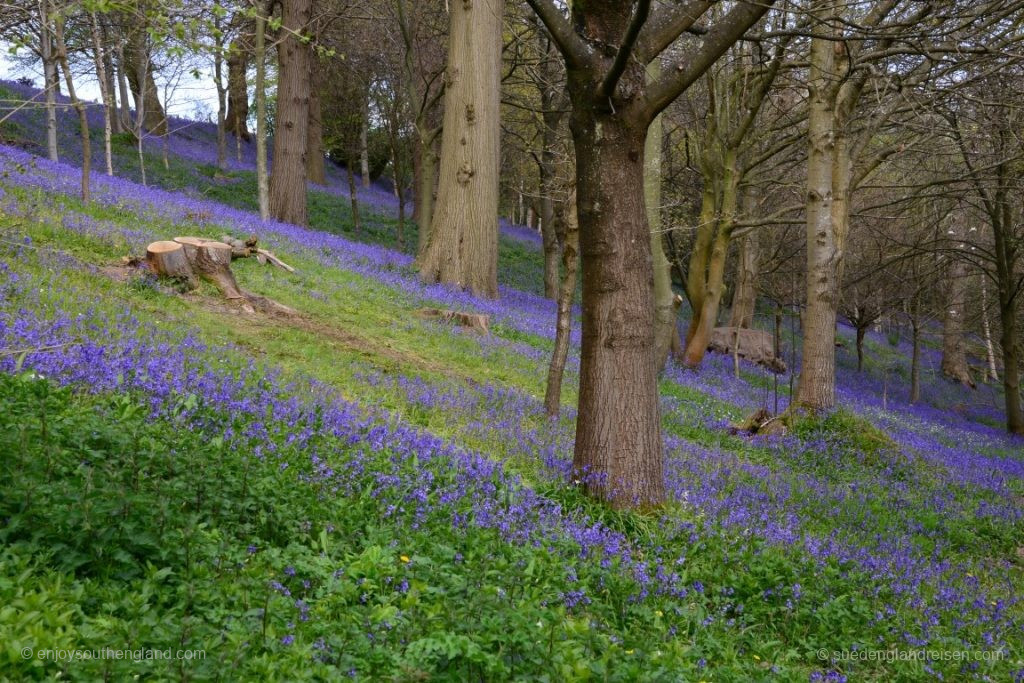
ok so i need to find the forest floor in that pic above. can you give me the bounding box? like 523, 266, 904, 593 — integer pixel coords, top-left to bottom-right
0, 80, 1022, 681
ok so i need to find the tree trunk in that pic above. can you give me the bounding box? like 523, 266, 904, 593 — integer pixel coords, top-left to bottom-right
213, 20, 228, 172
360, 105, 371, 188
570, 109, 664, 508
98, 18, 121, 136
681, 146, 740, 368
910, 308, 921, 404
682, 229, 731, 368
124, 29, 168, 135
114, 43, 133, 133
992, 204, 1024, 433
268, 0, 312, 226
307, 63, 325, 185
647, 61, 674, 373
940, 251, 975, 387
856, 325, 866, 372
414, 135, 438, 261
980, 274, 999, 381
54, 11, 90, 202
999, 302, 1023, 434
728, 229, 759, 329
540, 192, 560, 298
418, 0, 502, 298
795, 30, 840, 411
545, 188, 578, 416
39, 0, 58, 163
225, 39, 251, 141
537, 30, 564, 300
346, 160, 362, 234
89, 12, 114, 176
254, 11, 270, 221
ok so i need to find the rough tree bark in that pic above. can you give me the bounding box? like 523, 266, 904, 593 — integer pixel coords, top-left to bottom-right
795, 28, 841, 410
268, 0, 313, 226
418, 0, 503, 298
225, 37, 251, 141
307, 61, 326, 185
124, 26, 168, 135
528, 0, 774, 508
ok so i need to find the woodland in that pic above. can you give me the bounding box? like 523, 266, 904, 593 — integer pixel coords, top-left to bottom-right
0, 0, 1022, 680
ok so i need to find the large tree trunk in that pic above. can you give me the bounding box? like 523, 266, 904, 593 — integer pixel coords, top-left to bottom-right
225, 39, 251, 141
418, 0, 502, 298
124, 28, 168, 136
268, 0, 312, 226
570, 109, 664, 508
545, 189, 578, 416
940, 251, 975, 387
307, 62, 325, 185
681, 147, 740, 368
728, 229, 759, 329
795, 31, 841, 411
993, 204, 1024, 433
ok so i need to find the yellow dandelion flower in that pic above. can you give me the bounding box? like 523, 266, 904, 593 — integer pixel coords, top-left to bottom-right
400, 555, 410, 563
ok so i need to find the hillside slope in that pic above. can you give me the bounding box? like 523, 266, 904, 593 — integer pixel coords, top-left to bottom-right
0, 82, 1022, 681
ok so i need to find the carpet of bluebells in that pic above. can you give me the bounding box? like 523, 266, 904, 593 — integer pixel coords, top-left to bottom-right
0, 80, 1022, 681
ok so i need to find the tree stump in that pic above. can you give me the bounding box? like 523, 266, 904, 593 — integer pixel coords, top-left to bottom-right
144, 237, 298, 318
146, 240, 197, 289
173, 237, 244, 299
415, 308, 490, 335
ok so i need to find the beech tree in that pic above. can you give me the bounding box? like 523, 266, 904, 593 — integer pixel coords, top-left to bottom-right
268, 0, 313, 226
526, 0, 774, 508
418, 0, 503, 298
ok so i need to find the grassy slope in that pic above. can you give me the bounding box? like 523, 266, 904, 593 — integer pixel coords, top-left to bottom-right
1, 82, 1022, 681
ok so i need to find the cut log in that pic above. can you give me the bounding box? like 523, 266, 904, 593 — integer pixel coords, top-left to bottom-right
146, 240, 197, 289
416, 308, 490, 335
